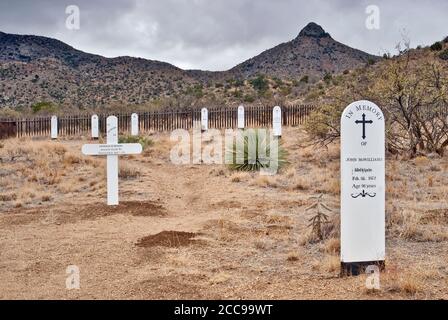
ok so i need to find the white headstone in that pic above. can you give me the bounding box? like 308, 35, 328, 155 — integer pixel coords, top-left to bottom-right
237, 105, 245, 129
82, 115, 142, 205
131, 113, 139, 136
340, 100, 385, 274
51, 116, 58, 139
201, 108, 208, 131
91, 114, 99, 139
273, 106, 282, 137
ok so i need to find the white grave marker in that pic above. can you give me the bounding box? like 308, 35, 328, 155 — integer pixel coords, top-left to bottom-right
91, 114, 99, 139
273, 106, 282, 137
340, 100, 385, 275
131, 113, 139, 136
82, 116, 142, 205
201, 108, 208, 131
237, 105, 245, 129
51, 115, 58, 139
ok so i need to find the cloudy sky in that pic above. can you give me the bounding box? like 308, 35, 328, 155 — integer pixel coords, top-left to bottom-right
0, 0, 446, 71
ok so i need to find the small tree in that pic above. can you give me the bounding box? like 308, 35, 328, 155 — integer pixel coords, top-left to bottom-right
250, 75, 269, 93
430, 41, 443, 51
306, 194, 333, 241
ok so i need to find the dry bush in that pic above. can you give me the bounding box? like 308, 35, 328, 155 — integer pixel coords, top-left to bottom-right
321, 255, 340, 273
289, 176, 310, 191
324, 238, 340, 254
414, 156, 430, 167
383, 270, 423, 296
284, 167, 296, 178
286, 251, 300, 262
392, 209, 448, 242
251, 175, 278, 188
254, 240, 267, 250
209, 272, 231, 285
230, 172, 250, 182
119, 164, 141, 179
0, 193, 17, 201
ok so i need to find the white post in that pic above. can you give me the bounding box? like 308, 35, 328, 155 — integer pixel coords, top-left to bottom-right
107, 116, 119, 205
131, 113, 139, 136
51, 115, 58, 139
340, 100, 385, 276
201, 108, 208, 132
273, 106, 282, 137
237, 105, 245, 129
91, 114, 99, 139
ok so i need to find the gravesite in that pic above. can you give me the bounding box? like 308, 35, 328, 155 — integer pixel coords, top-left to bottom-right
0, 0, 447, 310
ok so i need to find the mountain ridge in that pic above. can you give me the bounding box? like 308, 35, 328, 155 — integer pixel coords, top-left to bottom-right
0, 22, 379, 110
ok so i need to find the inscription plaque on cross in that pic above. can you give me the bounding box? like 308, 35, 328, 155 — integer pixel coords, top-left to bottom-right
355, 113, 373, 140
82, 116, 142, 205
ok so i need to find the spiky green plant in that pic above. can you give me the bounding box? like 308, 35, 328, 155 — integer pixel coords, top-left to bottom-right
226, 129, 287, 172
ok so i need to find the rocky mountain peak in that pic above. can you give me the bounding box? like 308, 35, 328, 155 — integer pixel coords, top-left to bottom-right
297, 22, 330, 39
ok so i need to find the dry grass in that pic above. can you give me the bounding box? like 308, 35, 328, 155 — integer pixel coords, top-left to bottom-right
251, 175, 278, 188
0, 138, 103, 209
119, 164, 141, 179
286, 251, 300, 261
230, 172, 250, 182
320, 255, 340, 273
324, 237, 340, 254
384, 270, 423, 296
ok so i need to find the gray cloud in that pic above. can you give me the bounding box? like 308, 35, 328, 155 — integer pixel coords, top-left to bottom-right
0, 0, 446, 71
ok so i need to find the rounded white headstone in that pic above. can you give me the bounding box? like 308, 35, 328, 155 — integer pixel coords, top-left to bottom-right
237, 105, 245, 129
273, 106, 282, 137
91, 114, 99, 139
201, 108, 208, 131
51, 115, 58, 139
340, 100, 385, 266
131, 113, 139, 136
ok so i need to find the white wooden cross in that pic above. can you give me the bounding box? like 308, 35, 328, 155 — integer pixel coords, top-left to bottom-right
82, 116, 142, 205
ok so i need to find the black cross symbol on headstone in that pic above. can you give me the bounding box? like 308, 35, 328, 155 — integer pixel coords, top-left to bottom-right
355, 114, 373, 140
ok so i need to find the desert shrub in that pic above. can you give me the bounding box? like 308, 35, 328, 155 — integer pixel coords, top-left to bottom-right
119, 135, 153, 150
430, 41, 443, 51
243, 94, 255, 103
31, 101, 57, 114
300, 75, 309, 83
226, 129, 287, 172
119, 164, 141, 179
438, 49, 448, 61
250, 75, 269, 93
323, 73, 332, 84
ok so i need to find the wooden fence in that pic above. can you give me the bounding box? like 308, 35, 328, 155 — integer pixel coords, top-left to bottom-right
0, 105, 314, 139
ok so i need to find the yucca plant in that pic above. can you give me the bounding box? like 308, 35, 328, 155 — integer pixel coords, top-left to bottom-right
226, 129, 287, 172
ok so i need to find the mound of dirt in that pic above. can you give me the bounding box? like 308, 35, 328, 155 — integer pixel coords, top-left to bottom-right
136, 231, 200, 248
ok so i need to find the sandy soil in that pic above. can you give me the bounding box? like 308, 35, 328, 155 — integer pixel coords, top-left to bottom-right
0, 128, 447, 299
